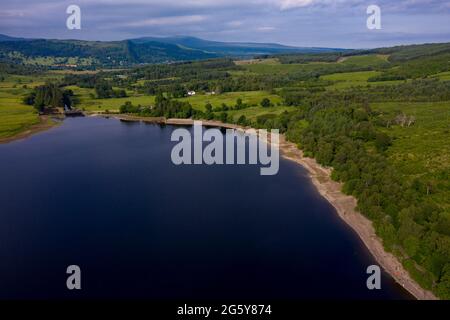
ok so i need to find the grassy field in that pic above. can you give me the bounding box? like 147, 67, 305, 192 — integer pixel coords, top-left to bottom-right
68, 87, 284, 113
65, 85, 154, 112
241, 62, 328, 74
234, 58, 280, 65
0, 75, 292, 139
322, 71, 380, 89
0, 73, 66, 139
0, 77, 40, 139
225, 106, 292, 122
64, 84, 284, 113
0, 74, 62, 89
372, 101, 450, 212
431, 71, 450, 81
321, 71, 405, 89
177, 91, 283, 111
239, 54, 389, 75
339, 54, 389, 67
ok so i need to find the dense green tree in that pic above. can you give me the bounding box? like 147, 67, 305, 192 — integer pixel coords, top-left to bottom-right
95, 81, 113, 98
375, 132, 392, 152
23, 83, 73, 112
219, 112, 228, 123
260, 98, 272, 108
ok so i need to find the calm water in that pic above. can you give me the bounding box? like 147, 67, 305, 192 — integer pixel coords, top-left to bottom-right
0, 117, 411, 299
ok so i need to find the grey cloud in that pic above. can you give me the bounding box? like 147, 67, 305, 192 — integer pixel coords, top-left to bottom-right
0, 0, 449, 47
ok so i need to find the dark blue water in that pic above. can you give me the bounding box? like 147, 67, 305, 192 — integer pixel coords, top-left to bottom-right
0, 117, 411, 299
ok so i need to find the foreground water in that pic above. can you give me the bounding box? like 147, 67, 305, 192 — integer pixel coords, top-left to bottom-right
0, 117, 411, 299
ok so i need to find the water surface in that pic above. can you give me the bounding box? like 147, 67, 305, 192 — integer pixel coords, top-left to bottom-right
0, 117, 412, 299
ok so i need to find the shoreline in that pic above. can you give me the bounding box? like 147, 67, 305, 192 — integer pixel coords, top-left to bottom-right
278, 135, 437, 300
100, 114, 437, 300
2, 113, 438, 299
0, 116, 59, 145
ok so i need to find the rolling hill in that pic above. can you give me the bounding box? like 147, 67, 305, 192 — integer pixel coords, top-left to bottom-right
0, 34, 343, 67
130, 35, 342, 56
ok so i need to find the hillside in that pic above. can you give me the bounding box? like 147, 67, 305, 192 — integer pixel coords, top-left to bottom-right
0, 38, 218, 67
0, 34, 26, 42
130, 36, 342, 56
0, 34, 342, 68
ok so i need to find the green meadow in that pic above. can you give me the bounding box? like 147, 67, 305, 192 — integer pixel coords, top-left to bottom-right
339, 54, 389, 67
240, 54, 388, 75
225, 106, 292, 122
241, 61, 329, 74
0, 82, 39, 139
321, 71, 405, 89
322, 71, 380, 89
431, 71, 450, 81
66, 85, 156, 112
177, 91, 283, 111
66, 87, 284, 113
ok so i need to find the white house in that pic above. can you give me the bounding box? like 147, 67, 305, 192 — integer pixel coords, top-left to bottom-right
187, 91, 196, 96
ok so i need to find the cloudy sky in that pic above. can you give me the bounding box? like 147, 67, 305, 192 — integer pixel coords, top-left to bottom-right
1, 0, 450, 48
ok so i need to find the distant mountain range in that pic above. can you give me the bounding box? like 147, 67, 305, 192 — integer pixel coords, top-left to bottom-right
0, 34, 26, 42
130, 36, 340, 56
0, 34, 344, 67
